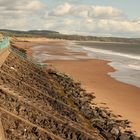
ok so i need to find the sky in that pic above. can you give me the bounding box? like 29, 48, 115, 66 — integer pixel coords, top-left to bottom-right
0, 0, 140, 37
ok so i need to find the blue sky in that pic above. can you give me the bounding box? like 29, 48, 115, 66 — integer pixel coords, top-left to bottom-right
0, 0, 140, 37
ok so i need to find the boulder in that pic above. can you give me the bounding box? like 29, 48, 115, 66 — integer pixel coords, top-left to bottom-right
110, 127, 120, 136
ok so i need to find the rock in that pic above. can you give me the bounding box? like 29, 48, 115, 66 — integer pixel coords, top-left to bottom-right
130, 135, 140, 140
107, 120, 115, 126
119, 133, 130, 140
81, 105, 95, 119
110, 127, 120, 136
101, 131, 114, 140
100, 110, 108, 118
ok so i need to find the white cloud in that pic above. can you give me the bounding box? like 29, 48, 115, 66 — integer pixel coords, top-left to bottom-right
0, 0, 46, 30
91, 6, 122, 18
51, 3, 124, 20
50, 3, 72, 16
0, 1, 140, 37
26, 1, 44, 10
46, 3, 140, 37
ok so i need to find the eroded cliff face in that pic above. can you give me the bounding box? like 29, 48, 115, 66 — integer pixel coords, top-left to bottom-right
0, 50, 139, 140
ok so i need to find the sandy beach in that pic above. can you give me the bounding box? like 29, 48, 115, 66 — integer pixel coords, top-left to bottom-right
13, 37, 140, 135
47, 59, 140, 135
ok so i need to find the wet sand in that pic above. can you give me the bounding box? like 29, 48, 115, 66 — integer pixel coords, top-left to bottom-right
11, 37, 68, 56
12, 37, 87, 58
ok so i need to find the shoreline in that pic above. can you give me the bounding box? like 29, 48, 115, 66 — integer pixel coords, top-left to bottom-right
47, 59, 140, 136
12, 37, 140, 136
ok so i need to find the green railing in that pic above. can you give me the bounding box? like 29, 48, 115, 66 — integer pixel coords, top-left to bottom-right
0, 36, 10, 50
0, 36, 46, 69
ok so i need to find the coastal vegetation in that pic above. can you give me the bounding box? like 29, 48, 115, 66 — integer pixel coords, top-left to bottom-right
0, 29, 140, 43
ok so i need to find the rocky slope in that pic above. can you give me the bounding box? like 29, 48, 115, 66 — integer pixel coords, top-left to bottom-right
0, 48, 139, 140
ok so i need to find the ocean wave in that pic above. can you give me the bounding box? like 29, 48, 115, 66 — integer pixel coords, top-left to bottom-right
128, 65, 140, 70
83, 47, 140, 61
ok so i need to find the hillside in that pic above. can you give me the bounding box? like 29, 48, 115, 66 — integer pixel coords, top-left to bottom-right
1, 29, 140, 43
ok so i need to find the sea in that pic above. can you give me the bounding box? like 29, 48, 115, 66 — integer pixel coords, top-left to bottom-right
67, 41, 140, 88
31, 41, 140, 88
